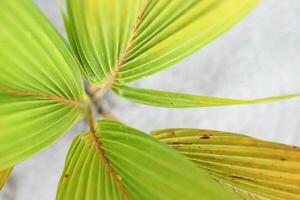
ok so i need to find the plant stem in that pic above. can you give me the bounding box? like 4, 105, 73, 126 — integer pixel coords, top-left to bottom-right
85, 83, 121, 123
86, 84, 108, 105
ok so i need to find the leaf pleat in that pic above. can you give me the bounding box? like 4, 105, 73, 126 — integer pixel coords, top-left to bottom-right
152, 129, 300, 200
57, 120, 238, 200
64, 0, 260, 85
112, 85, 300, 108
0, 1, 86, 169
0, 168, 13, 191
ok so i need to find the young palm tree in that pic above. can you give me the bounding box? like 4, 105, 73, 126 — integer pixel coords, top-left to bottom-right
0, 1, 299, 199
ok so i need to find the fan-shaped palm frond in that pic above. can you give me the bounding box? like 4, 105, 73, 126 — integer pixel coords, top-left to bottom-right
0, 1, 88, 169
153, 129, 300, 200
64, 0, 260, 86
57, 120, 238, 200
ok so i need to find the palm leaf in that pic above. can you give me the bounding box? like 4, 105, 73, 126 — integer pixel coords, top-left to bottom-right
63, 0, 260, 86
57, 120, 238, 200
152, 129, 300, 200
113, 85, 300, 108
0, 168, 13, 191
0, 1, 87, 169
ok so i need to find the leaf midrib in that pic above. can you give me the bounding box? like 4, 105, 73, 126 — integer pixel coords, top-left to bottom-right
0, 84, 84, 108
89, 129, 131, 200
103, 0, 150, 90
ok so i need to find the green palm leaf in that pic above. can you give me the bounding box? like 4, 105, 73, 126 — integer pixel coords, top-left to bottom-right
0, 1, 87, 169
152, 129, 300, 200
63, 0, 260, 86
57, 120, 238, 200
112, 85, 300, 108
0, 168, 12, 191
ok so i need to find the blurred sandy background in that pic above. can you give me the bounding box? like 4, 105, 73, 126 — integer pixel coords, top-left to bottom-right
1, 0, 300, 199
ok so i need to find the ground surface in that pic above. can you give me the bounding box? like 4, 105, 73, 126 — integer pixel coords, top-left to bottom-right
1, 1, 300, 200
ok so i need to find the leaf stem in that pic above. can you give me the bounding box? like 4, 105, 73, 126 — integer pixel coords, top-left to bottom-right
87, 104, 97, 134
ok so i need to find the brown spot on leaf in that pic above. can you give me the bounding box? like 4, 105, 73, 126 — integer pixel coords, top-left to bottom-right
171, 132, 176, 136
230, 175, 254, 182
169, 142, 190, 145
64, 174, 69, 178
170, 142, 180, 145
280, 158, 286, 161
200, 135, 210, 139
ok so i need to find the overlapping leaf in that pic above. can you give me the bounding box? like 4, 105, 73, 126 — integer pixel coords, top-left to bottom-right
0, 168, 12, 191
64, 0, 260, 86
113, 85, 300, 108
57, 120, 238, 200
153, 129, 300, 200
0, 1, 87, 169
